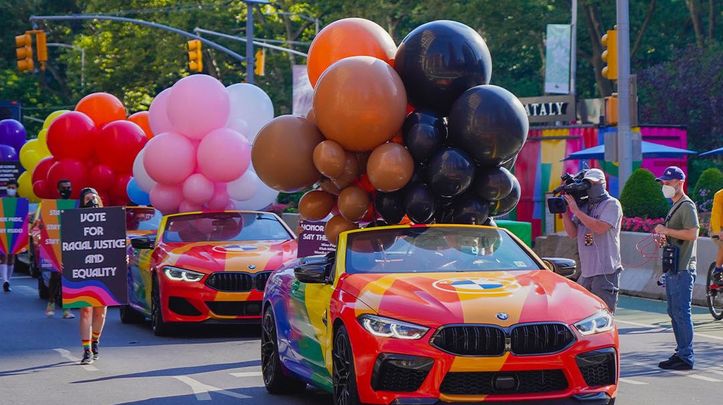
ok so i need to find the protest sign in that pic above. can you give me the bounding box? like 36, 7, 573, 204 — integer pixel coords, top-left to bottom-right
0, 198, 29, 255
38, 199, 79, 271
297, 220, 335, 258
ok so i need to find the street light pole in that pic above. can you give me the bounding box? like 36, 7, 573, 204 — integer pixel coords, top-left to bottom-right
243, 0, 269, 85
570, 0, 577, 96
616, 0, 633, 195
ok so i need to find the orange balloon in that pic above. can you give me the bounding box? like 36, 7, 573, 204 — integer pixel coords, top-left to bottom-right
128, 111, 153, 139
338, 186, 369, 222
313, 56, 407, 152
306, 108, 317, 126
324, 215, 359, 246
367, 143, 414, 192
75, 92, 126, 128
299, 190, 335, 220
331, 153, 360, 189
307, 18, 397, 88
313, 140, 347, 179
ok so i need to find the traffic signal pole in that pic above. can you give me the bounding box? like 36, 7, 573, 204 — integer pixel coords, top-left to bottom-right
616, 0, 633, 195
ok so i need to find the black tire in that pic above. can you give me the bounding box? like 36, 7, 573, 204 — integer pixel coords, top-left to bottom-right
37, 277, 49, 300
120, 305, 145, 324
261, 306, 307, 395
706, 262, 723, 321
151, 275, 174, 336
333, 325, 361, 405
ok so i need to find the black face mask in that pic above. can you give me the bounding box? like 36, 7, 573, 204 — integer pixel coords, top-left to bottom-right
82, 197, 99, 208
59, 189, 72, 199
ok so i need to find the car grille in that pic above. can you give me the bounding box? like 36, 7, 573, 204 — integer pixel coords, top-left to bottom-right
254, 272, 271, 292
432, 324, 575, 356
577, 349, 617, 387
206, 301, 262, 316
372, 355, 434, 392
206, 272, 254, 292
440, 370, 568, 395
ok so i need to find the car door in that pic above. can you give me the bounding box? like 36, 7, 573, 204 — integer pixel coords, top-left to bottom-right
127, 239, 155, 314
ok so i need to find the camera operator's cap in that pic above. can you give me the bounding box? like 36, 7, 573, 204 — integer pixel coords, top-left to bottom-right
656, 166, 686, 181
583, 168, 606, 183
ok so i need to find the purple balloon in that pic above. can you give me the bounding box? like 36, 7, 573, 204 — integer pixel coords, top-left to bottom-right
0, 145, 17, 162
0, 119, 27, 153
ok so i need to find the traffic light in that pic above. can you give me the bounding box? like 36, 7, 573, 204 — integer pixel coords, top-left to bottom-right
15, 32, 34, 72
187, 39, 203, 73
254, 48, 265, 77
604, 93, 618, 125
36, 30, 48, 65
600, 29, 618, 81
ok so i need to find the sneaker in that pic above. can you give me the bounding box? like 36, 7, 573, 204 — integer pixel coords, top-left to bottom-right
45, 303, 55, 317
62, 310, 75, 319
91, 342, 99, 360
80, 349, 94, 365
659, 357, 692, 370
2, 281, 9, 292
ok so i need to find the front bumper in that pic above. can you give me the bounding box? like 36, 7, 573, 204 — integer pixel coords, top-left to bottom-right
393, 392, 613, 404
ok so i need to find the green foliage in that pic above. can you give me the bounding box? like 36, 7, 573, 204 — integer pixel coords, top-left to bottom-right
692, 168, 723, 213
688, 158, 723, 192
620, 168, 669, 219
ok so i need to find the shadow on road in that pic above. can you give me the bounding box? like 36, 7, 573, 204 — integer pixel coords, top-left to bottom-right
71, 360, 262, 384
116, 387, 331, 405
0, 361, 75, 376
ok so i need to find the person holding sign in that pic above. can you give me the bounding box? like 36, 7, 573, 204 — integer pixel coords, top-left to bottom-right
2, 179, 20, 292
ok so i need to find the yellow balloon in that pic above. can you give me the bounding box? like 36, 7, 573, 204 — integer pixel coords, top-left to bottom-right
19, 140, 43, 171
43, 110, 70, 130
37, 128, 48, 145
17, 171, 39, 202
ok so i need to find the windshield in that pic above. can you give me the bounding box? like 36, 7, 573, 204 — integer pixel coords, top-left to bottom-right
345, 227, 540, 274
126, 207, 162, 232
162, 212, 292, 243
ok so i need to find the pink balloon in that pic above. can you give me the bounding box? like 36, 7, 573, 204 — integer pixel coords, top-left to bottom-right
150, 184, 183, 214
148, 88, 173, 136
143, 132, 196, 185
182, 173, 214, 205
167, 75, 230, 140
197, 128, 251, 182
206, 187, 230, 211
179, 200, 204, 213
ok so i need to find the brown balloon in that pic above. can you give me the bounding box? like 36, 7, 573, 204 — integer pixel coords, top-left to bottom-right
313, 56, 407, 152
338, 186, 370, 222
367, 143, 415, 192
252, 115, 323, 192
331, 153, 360, 189
324, 215, 359, 246
299, 190, 336, 221
319, 177, 341, 196
306, 108, 317, 126
354, 152, 370, 174
313, 140, 347, 179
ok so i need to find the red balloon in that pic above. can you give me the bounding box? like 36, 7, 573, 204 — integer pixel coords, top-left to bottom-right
47, 159, 88, 198
98, 191, 112, 207
112, 174, 132, 200
88, 164, 115, 191
96, 121, 147, 174
46, 112, 96, 160
32, 180, 50, 199
32, 157, 56, 184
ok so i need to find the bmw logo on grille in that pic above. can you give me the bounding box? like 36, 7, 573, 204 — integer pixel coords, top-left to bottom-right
497, 312, 509, 321
248, 264, 257, 270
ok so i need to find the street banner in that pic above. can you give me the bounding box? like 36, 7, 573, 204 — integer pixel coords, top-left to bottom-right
292, 64, 313, 117
0, 198, 29, 255
297, 220, 335, 258
0, 162, 22, 197
60, 206, 128, 308
38, 199, 79, 272
544, 24, 571, 94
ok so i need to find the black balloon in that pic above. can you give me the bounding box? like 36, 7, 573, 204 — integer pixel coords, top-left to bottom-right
448, 85, 529, 166
404, 182, 436, 224
489, 176, 521, 217
473, 167, 515, 201
452, 194, 490, 225
402, 110, 447, 163
500, 155, 517, 171
374, 190, 406, 224
395, 20, 492, 115
426, 147, 475, 198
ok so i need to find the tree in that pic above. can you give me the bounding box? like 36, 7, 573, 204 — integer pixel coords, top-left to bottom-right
620, 168, 669, 219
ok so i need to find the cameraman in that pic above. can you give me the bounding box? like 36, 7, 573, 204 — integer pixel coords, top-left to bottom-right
561, 169, 623, 313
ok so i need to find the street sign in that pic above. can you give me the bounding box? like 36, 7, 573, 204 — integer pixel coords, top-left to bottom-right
518, 95, 576, 124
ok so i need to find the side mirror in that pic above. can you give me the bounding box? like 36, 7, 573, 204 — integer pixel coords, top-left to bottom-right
294, 255, 332, 284
131, 236, 154, 250
542, 257, 577, 279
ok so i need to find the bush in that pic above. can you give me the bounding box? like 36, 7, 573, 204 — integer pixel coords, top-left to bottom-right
621, 217, 664, 233
692, 167, 723, 213
620, 168, 669, 219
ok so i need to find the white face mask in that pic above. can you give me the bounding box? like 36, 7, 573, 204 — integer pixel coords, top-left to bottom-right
6, 188, 16, 197
662, 184, 676, 199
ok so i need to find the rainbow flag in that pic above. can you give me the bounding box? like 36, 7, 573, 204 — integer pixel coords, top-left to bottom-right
38, 199, 78, 272
0, 198, 30, 255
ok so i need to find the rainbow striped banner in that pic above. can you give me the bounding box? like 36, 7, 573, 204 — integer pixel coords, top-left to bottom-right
0, 198, 29, 255
38, 199, 79, 272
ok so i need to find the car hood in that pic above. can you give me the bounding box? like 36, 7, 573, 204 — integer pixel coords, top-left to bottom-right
340, 270, 605, 328
158, 239, 297, 273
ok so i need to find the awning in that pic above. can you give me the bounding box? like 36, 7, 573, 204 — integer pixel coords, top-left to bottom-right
563, 141, 697, 161
699, 147, 723, 157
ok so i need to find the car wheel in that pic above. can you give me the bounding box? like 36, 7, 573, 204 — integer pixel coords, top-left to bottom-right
37, 277, 49, 300
333, 325, 361, 405
120, 305, 145, 324
261, 306, 307, 395
151, 275, 173, 336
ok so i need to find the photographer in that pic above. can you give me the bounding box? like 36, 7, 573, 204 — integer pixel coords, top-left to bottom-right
561, 169, 623, 313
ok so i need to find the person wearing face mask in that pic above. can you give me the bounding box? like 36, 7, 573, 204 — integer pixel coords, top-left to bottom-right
2, 179, 19, 292
561, 169, 623, 313
653, 166, 699, 370
43, 179, 75, 318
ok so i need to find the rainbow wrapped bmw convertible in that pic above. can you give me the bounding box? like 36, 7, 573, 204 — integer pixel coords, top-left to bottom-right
262, 224, 618, 405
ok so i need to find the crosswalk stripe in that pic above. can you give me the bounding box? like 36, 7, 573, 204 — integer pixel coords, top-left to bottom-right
230, 372, 263, 378
631, 361, 722, 382
53, 348, 98, 372
619, 377, 647, 385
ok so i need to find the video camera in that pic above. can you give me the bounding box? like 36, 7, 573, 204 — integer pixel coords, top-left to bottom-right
547, 171, 592, 214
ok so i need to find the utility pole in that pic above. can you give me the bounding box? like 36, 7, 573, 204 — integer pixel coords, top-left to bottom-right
244, 1, 270, 85
616, 0, 633, 195
570, 0, 577, 96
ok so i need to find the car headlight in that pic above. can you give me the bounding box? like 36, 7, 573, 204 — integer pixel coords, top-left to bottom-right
574, 310, 614, 336
163, 266, 205, 282
358, 314, 428, 340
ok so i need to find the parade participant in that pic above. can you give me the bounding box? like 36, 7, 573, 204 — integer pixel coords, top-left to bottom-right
654, 166, 699, 370
561, 169, 623, 313
2, 179, 19, 292
76, 187, 108, 365
44, 180, 75, 318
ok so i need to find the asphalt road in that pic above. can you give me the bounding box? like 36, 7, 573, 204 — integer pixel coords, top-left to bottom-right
1, 275, 722, 405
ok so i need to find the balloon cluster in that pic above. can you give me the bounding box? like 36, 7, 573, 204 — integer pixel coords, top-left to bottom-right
23, 93, 151, 205
0, 119, 30, 198
131, 75, 278, 214
252, 19, 527, 245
